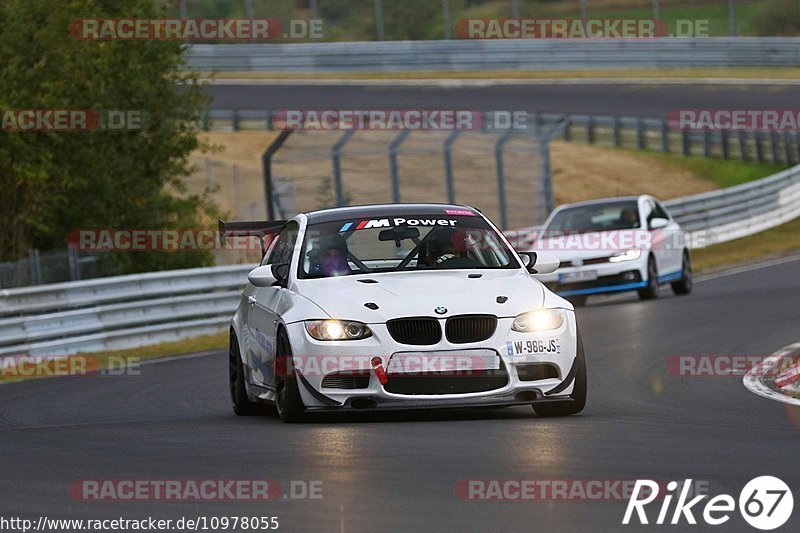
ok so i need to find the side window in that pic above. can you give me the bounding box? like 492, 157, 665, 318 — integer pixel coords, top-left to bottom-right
653, 202, 671, 221
262, 222, 298, 266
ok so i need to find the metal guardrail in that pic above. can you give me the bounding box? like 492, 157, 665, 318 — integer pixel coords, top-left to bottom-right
0, 265, 250, 357
187, 38, 800, 72
2, 164, 799, 358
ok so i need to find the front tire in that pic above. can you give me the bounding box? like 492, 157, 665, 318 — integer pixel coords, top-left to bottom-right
275, 330, 305, 423
637, 255, 659, 300
229, 332, 262, 416
533, 333, 587, 417
671, 251, 693, 295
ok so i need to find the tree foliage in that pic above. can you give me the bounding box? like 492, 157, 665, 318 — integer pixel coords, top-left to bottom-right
0, 0, 216, 273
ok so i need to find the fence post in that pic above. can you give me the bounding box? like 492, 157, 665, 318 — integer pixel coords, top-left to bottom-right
494, 131, 514, 229
703, 129, 711, 157
784, 131, 795, 165
661, 120, 669, 153
770, 131, 780, 163
538, 118, 569, 225
587, 116, 595, 144
682, 130, 690, 155
564, 118, 572, 141
261, 129, 293, 220
332, 130, 356, 207
613, 116, 622, 147
232, 109, 240, 131
636, 117, 646, 150
739, 130, 748, 161
755, 131, 764, 163
721, 130, 730, 160
443, 130, 462, 204
389, 130, 412, 203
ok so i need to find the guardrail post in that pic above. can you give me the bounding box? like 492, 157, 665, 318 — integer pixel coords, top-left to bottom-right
494, 131, 514, 229
563, 118, 572, 141
262, 129, 293, 220
636, 117, 646, 150
661, 120, 669, 153
389, 130, 412, 203
443, 130, 462, 204
613, 117, 622, 147
332, 130, 356, 207
755, 131, 765, 163
721, 130, 730, 160
738, 131, 748, 161
770, 131, 780, 163
682, 130, 690, 156
587, 116, 595, 144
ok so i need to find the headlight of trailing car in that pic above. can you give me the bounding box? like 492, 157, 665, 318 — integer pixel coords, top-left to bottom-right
512, 309, 565, 332
608, 248, 642, 263
305, 320, 373, 341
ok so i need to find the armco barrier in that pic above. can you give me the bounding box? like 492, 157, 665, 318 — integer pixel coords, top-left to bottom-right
186, 38, 800, 72
1, 163, 799, 357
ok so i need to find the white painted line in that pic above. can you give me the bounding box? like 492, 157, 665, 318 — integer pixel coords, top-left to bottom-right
202, 77, 800, 87
743, 342, 800, 407
695, 254, 800, 284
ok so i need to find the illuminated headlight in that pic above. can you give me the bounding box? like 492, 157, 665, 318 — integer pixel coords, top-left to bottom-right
608, 248, 642, 263
512, 309, 565, 332
305, 320, 372, 341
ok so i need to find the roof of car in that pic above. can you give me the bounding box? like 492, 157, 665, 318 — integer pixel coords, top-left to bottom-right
304, 203, 480, 224
557, 195, 644, 210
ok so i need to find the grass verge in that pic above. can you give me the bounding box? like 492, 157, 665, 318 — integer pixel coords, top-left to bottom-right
0, 331, 227, 385
645, 152, 788, 188
693, 216, 800, 273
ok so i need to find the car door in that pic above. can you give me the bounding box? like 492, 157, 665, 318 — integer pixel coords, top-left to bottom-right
244, 221, 298, 388
654, 200, 683, 276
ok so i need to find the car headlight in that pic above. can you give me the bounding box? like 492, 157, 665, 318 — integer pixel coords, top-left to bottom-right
512, 309, 565, 332
608, 248, 642, 263
305, 320, 372, 341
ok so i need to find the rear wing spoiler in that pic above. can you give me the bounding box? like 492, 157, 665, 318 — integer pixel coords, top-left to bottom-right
218, 219, 287, 255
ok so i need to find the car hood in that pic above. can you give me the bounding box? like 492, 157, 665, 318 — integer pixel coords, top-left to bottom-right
534, 229, 649, 261
295, 269, 545, 323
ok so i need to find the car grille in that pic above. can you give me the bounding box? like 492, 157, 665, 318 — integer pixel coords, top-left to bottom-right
386, 317, 441, 345
321, 372, 370, 389
384, 363, 508, 395
445, 315, 497, 344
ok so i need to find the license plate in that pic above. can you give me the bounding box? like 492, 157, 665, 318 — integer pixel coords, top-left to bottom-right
387, 350, 500, 374
506, 339, 561, 356
559, 270, 598, 283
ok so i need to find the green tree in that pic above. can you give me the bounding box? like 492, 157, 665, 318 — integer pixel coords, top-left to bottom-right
752, 0, 800, 36
0, 0, 216, 273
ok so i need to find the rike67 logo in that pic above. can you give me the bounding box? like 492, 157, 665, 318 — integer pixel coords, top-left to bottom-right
623, 476, 793, 530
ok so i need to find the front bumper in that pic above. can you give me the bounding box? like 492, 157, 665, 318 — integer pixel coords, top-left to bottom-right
282, 312, 578, 411
536, 256, 649, 297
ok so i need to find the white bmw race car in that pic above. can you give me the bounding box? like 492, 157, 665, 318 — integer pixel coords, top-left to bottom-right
225, 203, 587, 422
530, 195, 693, 306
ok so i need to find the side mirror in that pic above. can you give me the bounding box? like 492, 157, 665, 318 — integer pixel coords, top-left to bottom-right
248, 265, 278, 287
649, 217, 669, 230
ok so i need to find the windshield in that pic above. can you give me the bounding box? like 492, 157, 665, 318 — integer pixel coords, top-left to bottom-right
299, 214, 518, 279
545, 200, 641, 233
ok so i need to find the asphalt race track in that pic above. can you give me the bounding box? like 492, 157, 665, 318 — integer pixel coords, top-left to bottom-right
1, 257, 799, 532
205, 81, 800, 117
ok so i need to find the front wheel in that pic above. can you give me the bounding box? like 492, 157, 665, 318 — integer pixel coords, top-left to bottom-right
275, 331, 305, 423
533, 333, 587, 417
637, 255, 659, 300
671, 251, 693, 295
